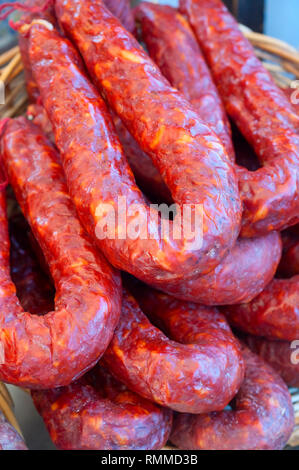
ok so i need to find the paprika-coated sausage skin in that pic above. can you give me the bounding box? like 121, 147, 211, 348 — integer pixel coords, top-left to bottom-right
180, 0, 299, 236
32, 366, 173, 450
27, 102, 172, 204
135, 2, 234, 161
18, 0, 57, 102
170, 346, 294, 450
8, 195, 171, 451
222, 276, 299, 341
152, 232, 282, 305
51, 0, 242, 280
244, 335, 299, 389
0, 118, 121, 388
102, 289, 244, 414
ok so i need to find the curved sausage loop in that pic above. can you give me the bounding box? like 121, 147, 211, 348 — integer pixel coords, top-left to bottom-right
180, 0, 299, 236
152, 232, 282, 305
32, 366, 172, 450
135, 2, 235, 161
0, 118, 122, 389
28, 2, 241, 285
102, 288, 244, 414
244, 335, 299, 389
170, 346, 295, 450
222, 276, 299, 341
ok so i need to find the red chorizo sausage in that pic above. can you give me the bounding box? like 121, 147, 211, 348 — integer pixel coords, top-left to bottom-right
32, 366, 172, 450
180, 0, 299, 236
102, 289, 244, 414
26, 100, 170, 207
0, 412, 27, 451
222, 276, 299, 341
150, 231, 282, 306
7, 192, 172, 451
43, 0, 242, 282
103, 0, 135, 33
17, 0, 57, 102
170, 345, 295, 450
244, 335, 299, 389
0, 117, 121, 388
27, 102, 172, 204
135, 2, 235, 161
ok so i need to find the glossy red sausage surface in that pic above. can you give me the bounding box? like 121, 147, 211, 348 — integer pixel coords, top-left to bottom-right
244, 335, 299, 389
102, 289, 244, 414
0, 412, 27, 451
222, 276, 299, 341
136, 2, 235, 161
18, 0, 57, 102
0, 118, 121, 388
51, 0, 241, 281
32, 366, 173, 450
170, 346, 294, 450
7, 198, 172, 451
180, 0, 299, 236
152, 232, 282, 305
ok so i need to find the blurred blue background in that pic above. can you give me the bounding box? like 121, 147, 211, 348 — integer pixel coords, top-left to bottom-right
265, 0, 299, 48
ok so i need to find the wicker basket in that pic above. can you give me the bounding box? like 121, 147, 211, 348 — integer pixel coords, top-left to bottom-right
0, 27, 299, 450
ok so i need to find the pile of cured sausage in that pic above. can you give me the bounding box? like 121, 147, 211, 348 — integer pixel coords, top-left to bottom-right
0, 0, 298, 450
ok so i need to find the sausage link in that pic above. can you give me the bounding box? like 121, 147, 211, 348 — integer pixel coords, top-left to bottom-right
222, 276, 299, 341
102, 288, 244, 414
18, 0, 57, 102
180, 0, 299, 236
0, 412, 27, 450
27, 102, 172, 204
32, 366, 172, 450
44, 0, 242, 281
151, 232, 282, 306
244, 335, 299, 389
7, 192, 172, 451
170, 346, 294, 450
0, 117, 121, 388
135, 2, 235, 161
